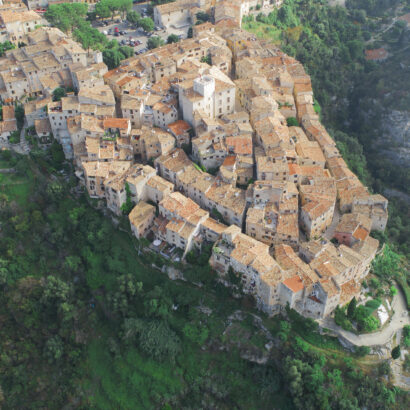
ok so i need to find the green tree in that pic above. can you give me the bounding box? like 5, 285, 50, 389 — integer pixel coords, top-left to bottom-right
286, 117, 299, 126
200, 55, 211, 65
196, 11, 210, 23
347, 296, 357, 319
14, 103, 24, 130
187, 26, 193, 38
121, 182, 133, 215
44, 3, 88, 32
147, 36, 165, 49
95, 1, 111, 20
167, 34, 180, 44
391, 345, 401, 359
139, 17, 155, 32
0, 40, 15, 57
127, 10, 141, 25
52, 87, 66, 102
44, 335, 64, 363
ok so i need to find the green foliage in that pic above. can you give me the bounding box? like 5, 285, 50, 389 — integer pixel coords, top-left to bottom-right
372, 244, 401, 279
196, 11, 210, 24
123, 318, 181, 362
95, 0, 132, 20
334, 305, 353, 331
52, 87, 66, 102
364, 298, 381, 311
286, 116, 299, 126
44, 3, 88, 32
201, 55, 211, 65
355, 345, 370, 357
391, 345, 401, 359
403, 325, 410, 348
147, 35, 164, 49
45, 2, 130, 69
139, 17, 155, 32
120, 182, 133, 215
127, 10, 141, 24
183, 322, 209, 345
14, 104, 24, 130
403, 354, 410, 372
0, 40, 15, 57
187, 26, 193, 38
390, 286, 398, 296
8, 130, 20, 144
167, 34, 179, 44
347, 297, 357, 319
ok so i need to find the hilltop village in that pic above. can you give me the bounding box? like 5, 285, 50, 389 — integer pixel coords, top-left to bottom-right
0, 3, 390, 320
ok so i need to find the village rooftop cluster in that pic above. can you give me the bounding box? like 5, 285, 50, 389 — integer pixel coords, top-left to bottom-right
0, 0, 389, 319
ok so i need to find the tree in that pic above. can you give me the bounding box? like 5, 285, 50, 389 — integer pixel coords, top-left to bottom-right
95, 1, 111, 20
200, 55, 211, 65
14, 104, 24, 130
127, 10, 141, 25
196, 11, 210, 23
44, 335, 64, 363
167, 34, 179, 44
139, 17, 154, 32
391, 345, 401, 359
347, 297, 357, 319
117, 0, 132, 19
0, 40, 15, 57
187, 26, 193, 38
147, 36, 165, 49
50, 140, 65, 168
123, 318, 181, 362
52, 87, 66, 102
286, 117, 299, 126
121, 182, 133, 215
44, 3, 88, 33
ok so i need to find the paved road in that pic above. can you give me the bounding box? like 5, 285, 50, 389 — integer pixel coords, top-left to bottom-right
319, 287, 409, 347
0, 123, 30, 155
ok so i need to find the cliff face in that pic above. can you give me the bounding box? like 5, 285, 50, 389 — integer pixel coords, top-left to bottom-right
381, 110, 410, 166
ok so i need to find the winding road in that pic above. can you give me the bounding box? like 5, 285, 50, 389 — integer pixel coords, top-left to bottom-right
319, 288, 409, 347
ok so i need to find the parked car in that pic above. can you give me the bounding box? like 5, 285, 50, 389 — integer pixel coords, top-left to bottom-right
107, 28, 112, 34
135, 40, 141, 45
103, 30, 108, 35
114, 32, 120, 37
120, 30, 126, 35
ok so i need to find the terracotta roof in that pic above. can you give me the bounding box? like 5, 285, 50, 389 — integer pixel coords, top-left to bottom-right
283, 275, 304, 293
167, 120, 191, 136
103, 118, 129, 129
365, 48, 388, 61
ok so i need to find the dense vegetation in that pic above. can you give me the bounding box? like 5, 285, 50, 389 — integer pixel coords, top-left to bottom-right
1, 148, 408, 408
44, 3, 134, 69
2, 0, 409, 407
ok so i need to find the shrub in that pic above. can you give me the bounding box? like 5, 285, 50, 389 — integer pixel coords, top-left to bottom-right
355, 345, 370, 357
365, 298, 382, 311
286, 117, 299, 126
391, 345, 401, 360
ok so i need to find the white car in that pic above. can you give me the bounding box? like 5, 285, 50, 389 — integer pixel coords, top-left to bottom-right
103, 30, 108, 35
